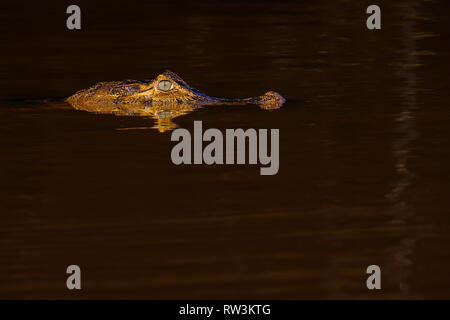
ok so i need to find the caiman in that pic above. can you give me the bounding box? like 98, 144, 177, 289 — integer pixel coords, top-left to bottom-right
66, 70, 285, 132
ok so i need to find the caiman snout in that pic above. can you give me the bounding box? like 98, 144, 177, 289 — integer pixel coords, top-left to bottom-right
257, 91, 286, 110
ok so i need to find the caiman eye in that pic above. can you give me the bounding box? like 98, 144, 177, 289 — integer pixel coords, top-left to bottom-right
158, 80, 174, 91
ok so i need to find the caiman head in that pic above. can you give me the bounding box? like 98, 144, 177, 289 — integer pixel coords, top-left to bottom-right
66, 70, 285, 131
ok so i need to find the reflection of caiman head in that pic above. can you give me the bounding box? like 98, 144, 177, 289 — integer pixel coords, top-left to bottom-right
66, 70, 285, 132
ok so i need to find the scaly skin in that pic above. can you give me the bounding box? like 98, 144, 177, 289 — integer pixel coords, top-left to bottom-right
66, 70, 285, 131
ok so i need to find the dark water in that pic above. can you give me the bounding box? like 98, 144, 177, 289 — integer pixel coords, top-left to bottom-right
1, 0, 450, 299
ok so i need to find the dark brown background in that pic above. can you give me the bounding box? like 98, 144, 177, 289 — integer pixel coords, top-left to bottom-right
1, 0, 450, 298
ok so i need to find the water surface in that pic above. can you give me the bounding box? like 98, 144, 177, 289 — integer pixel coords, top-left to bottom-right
1, 0, 450, 298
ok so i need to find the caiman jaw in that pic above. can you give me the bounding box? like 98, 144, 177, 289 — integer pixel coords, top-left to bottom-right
213, 91, 286, 110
